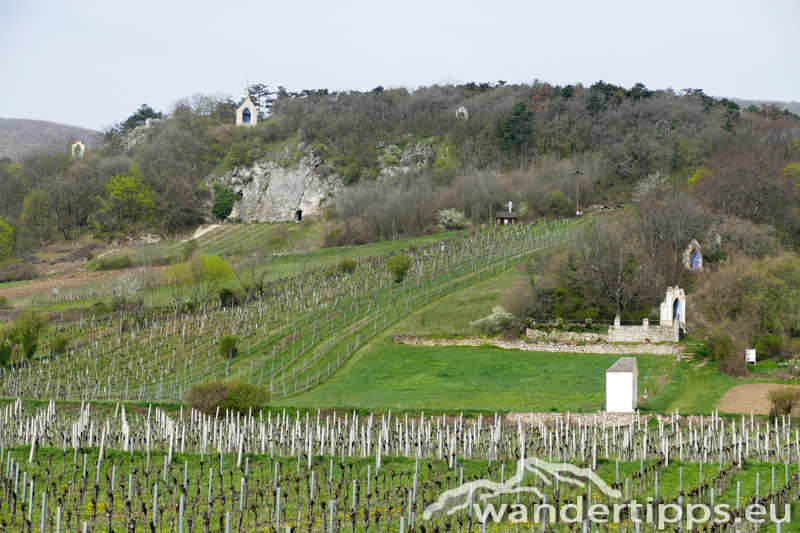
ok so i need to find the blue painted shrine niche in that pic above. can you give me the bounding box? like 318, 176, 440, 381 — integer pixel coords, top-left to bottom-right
690, 248, 700, 269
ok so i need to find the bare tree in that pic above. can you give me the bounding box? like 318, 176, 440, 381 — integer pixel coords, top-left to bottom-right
286, 236, 314, 286
235, 248, 273, 300
576, 218, 648, 321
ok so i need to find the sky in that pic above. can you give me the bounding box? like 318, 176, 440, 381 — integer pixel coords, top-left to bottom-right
1, 0, 798, 132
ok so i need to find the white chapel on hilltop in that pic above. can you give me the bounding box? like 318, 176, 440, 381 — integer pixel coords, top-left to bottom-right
236, 86, 258, 126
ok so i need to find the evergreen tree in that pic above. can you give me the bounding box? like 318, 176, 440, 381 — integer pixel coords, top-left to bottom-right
499, 102, 533, 153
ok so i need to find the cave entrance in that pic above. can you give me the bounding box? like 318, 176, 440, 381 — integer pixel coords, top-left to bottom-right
295, 210, 302, 222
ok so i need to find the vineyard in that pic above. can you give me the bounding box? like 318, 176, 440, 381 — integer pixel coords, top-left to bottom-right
1, 218, 798, 531
0, 402, 797, 532
0, 220, 572, 404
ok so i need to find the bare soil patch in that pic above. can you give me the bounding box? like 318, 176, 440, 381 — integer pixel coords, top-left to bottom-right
0, 266, 167, 301
716, 383, 796, 415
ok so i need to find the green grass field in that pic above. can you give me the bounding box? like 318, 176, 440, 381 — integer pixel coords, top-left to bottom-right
277, 339, 674, 413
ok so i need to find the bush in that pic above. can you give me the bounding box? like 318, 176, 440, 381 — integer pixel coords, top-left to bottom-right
181, 239, 200, 260
0, 296, 8, 309
212, 186, 237, 220
0, 261, 37, 283
706, 334, 747, 377
219, 288, 235, 307
337, 258, 357, 274
219, 335, 238, 359
437, 209, 469, 231
186, 381, 230, 414
187, 380, 267, 415
769, 386, 800, 418
96, 255, 133, 271
221, 381, 267, 414
470, 305, 518, 335
753, 335, 784, 360
68, 246, 94, 261
386, 255, 412, 283
50, 336, 69, 353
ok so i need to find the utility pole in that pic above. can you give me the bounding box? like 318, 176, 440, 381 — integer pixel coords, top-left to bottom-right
572, 170, 583, 217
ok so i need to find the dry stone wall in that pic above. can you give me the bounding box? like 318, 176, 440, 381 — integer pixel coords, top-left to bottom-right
607, 324, 679, 343
393, 335, 684, 356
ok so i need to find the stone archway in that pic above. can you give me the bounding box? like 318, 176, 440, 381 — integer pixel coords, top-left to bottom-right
673, 298, 680, 321
242, 108, 251, 124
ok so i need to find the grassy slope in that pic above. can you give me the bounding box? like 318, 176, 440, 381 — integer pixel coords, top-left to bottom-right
276, 263, 677, 413
277, 255, 790, 415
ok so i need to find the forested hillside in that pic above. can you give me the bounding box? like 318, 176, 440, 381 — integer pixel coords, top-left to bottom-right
0, 81, 798, 249
0, 118, 100, 160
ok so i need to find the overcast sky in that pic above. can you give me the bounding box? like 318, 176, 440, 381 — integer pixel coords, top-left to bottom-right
1, 0, 798, 131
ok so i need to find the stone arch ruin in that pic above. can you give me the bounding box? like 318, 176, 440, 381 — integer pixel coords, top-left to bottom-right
71, 140, 85, 158
660, 286, 686, 330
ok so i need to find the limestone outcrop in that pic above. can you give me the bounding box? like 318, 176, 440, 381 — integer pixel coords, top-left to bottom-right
208, 147, 342, 223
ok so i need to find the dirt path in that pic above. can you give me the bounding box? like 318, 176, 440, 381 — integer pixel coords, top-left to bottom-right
716, 383, 793, 415
182, 223, 220, 242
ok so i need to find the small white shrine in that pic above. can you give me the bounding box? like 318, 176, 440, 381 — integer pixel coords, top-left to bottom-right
606, 357, 638, 412
235, 86, 258, 126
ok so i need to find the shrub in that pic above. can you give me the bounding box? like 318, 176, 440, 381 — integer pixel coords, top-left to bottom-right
68, 246, 94, 261
436, 209, 469, 231
212, 186, 237, 220
181, 239, 200, 260
187, 380, 267, 415
186, 381, 230, 414
0, 296, 8, 309
337, 258, 357, 274
753, 335, 784, 360
221, 381, 267, 414
0, 324, 13, 366
219, 288, 235, 307
50, 336, 69, 353
386, 255, 412, 283
470, 305, 518, 335
96, 254, 133, 271
769, 386, 800, 418
219, 335, 238, 359
0, 261, 37, 283
12, 310, 49, 359
706, 334, 747, 377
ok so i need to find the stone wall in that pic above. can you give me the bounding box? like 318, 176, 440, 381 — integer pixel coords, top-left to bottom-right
393, 335, 684, 356
526, 322, 679, 343
525, 329, 605, 343
607, 324, 679, 343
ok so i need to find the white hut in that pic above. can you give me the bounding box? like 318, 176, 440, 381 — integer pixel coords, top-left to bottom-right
606, 357, 638, 412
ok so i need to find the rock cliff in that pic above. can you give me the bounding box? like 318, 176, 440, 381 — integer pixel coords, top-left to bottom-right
208, 147, 342, 223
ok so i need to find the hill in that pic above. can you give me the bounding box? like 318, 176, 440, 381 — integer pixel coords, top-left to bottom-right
725, 97, 800, 115
0, 118, 100, 160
